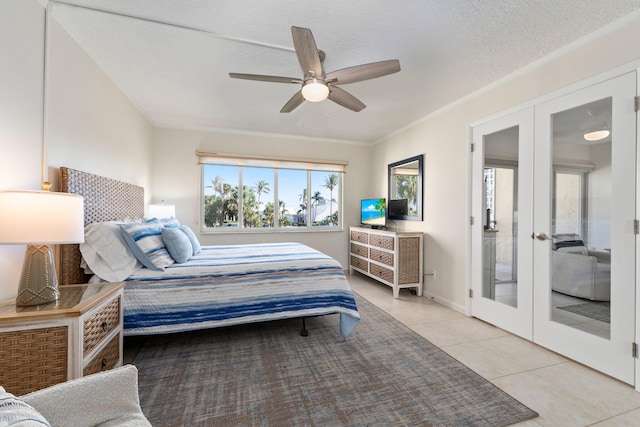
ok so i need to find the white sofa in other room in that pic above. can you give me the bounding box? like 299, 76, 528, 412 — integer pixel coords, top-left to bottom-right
551, 235, 610, 302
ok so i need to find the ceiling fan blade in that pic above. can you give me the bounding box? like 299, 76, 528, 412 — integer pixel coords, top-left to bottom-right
291, 26, 324, 78
326, 59, 400, 85
328, 86, 366, 112
280, 90, 305, 113
229, 73, 302, 84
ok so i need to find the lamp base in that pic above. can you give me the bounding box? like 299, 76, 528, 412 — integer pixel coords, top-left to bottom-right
16, 244, 59, 307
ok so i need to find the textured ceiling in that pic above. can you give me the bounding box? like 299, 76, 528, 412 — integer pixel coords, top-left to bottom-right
47, 0, 640, 144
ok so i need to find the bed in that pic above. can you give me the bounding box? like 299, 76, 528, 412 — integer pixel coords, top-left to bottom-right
58, 167, 360, 338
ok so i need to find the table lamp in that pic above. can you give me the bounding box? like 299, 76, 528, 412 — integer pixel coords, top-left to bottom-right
0, 190, 84, 306
148, 201, 175, 219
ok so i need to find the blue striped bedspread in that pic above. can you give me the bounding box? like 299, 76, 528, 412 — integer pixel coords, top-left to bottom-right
122, 242, 360, 337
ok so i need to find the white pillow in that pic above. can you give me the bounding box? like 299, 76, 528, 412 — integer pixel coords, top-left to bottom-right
79, 221, 142, 282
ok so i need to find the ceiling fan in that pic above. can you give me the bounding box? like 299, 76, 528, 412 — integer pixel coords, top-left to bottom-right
229, 26, 401, 113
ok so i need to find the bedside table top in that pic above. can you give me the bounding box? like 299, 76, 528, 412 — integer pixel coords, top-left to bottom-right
0, 282, 124, 323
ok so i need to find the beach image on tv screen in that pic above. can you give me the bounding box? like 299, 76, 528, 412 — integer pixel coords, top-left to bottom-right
361, 198, 386, 225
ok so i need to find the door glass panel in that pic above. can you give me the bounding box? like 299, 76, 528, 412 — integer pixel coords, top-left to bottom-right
550, 98, 611, 339
483, 126, 519, 307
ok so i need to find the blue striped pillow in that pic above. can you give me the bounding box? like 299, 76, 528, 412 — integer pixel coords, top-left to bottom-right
120, 219, 175, 271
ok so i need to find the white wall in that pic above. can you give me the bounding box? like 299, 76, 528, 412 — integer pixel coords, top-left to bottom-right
372, 13, 640, 311
46, 16, 154, 192
0, 0, 153, 301
151, 127, 370, 267
0, 0, 44, 301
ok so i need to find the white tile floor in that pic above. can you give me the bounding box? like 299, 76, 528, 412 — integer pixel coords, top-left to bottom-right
347, 272, 640, 427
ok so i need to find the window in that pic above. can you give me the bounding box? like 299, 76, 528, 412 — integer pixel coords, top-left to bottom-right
553, 169, 587, 238
198, 152, 345, 232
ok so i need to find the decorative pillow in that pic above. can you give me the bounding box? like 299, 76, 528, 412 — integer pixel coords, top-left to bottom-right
79, 221, 142, 282
120, 219, 175, 271
161, 228, 193, 263
179, 225, 201, 255
0, 386, 51, 426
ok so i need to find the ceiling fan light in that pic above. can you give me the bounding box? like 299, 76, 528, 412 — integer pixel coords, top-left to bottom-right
584, 129, 610, 142
301, 78, 329, 102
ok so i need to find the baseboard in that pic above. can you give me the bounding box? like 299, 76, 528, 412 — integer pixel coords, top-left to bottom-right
421, 289, 466, 315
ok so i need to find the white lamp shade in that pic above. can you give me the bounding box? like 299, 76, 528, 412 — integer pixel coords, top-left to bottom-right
0, 191, 84, 244
148, 203, 176, 219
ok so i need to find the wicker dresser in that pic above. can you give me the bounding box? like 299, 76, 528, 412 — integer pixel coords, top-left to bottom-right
349, 226, 423, 298
0, 282, 124, 396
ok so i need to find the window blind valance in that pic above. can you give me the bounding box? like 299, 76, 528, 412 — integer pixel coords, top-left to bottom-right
196, 150, 347, 173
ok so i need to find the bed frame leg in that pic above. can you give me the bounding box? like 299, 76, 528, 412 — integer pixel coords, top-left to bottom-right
300, 317, 309, 337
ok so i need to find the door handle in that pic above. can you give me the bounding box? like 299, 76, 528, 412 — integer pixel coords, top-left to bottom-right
535, 232, 550, 241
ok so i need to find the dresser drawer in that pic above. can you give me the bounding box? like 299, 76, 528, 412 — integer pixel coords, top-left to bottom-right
350, 242, 368, 257
370, 234, 394, 250
84, 296, 121, 356
84, 334, 120, 376
370, 263, 394, 283
350, 230, 368, 244
370, 248, 394, 267
350, 255, 368, 271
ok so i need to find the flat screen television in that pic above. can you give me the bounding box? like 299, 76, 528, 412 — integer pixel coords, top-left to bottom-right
360, 198, 386, 228
388, 199, 409, 218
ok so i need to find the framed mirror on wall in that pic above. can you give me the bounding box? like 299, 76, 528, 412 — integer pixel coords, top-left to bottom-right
388, 154, 423, 221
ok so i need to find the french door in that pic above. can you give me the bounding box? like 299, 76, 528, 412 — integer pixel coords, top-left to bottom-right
471, 71, 637, 385
532, 72, 636, 384
470, 108, 534, 340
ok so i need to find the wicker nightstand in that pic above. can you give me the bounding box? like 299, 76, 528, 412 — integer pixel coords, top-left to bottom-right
0, 282, 124, 396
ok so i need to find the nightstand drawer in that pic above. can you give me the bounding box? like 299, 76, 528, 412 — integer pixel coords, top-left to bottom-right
84, 296, 121, 356
0, 325, 68, 396
83, 334, 120, 376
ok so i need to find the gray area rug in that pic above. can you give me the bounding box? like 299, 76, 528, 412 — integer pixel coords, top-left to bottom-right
558, 301, 610, 324
131, 294, 538, 426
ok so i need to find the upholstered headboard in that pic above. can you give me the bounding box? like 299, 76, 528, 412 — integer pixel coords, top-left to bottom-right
59, 167, 144, 285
